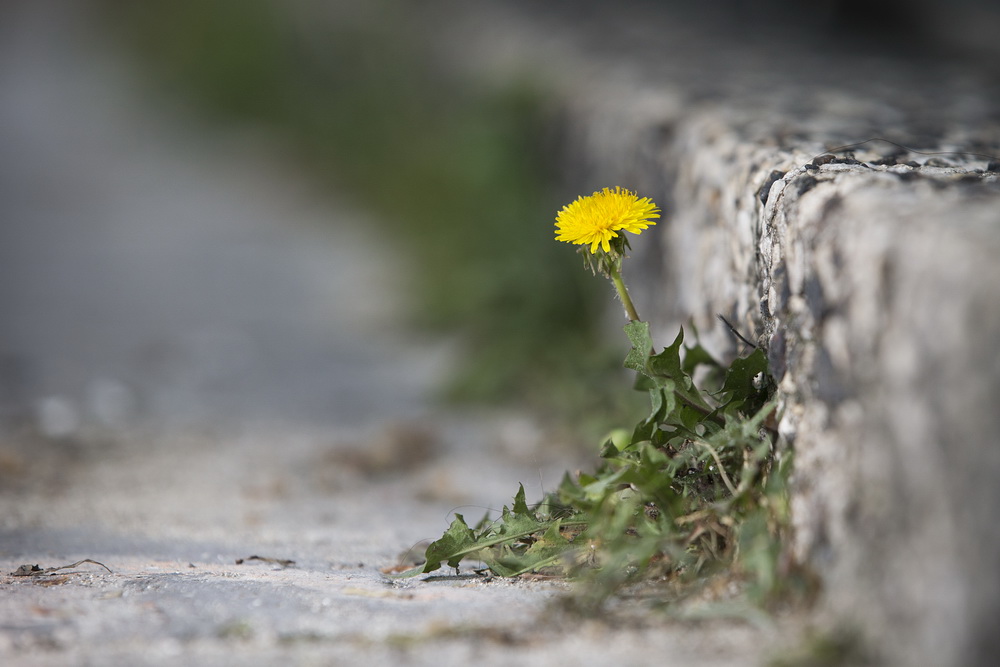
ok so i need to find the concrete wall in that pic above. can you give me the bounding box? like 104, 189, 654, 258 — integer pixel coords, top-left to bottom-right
656, 106, 1000, 667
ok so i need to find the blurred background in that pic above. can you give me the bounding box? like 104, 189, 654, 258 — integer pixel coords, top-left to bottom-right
1, 0, 997, 442
0, 0, 634, 447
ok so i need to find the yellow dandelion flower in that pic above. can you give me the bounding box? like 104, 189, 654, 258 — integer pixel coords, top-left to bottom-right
554, 187, 660, 254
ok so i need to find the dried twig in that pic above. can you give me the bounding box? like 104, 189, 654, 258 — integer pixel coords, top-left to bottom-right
717, 314, 757, 350
11, 559, 113, 576
693, 439, 738, 496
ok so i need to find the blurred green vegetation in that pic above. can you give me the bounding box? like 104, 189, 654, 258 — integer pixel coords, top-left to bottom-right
97, 0, 643, 426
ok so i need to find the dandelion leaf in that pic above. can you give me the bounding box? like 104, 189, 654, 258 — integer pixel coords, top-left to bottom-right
624, 320, 653, 374
482, 521, 572, 577
420, 513, 477, 574
719, 347, 768, 411
646, 328, 713, 412
512, 483, 530, 516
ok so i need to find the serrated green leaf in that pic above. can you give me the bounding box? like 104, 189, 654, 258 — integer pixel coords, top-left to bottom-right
499, 504, 546, 538
422, 507, 573, 577
678, 404, 706, 431
482, 545, 530, 578
624, 320, 654, 373
535, 519, 570, 548
483, 520, 576, 578
632, 371, 655, 392
422, 513, 477, 573
647, 329, 714, 413
523, 521, 572, 559
718, 348, 768, 410
647, 326, 684, 378
646, 385, 665, 420
416, 317, 783, 599
630, 386, 665, 444
599, 439, 619, 458
512, 483, 530, 516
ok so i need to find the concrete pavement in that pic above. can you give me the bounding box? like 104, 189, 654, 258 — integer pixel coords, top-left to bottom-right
0, 4, 795, 665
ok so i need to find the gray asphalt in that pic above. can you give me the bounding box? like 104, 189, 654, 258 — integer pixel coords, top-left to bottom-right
0, 4, 794, 665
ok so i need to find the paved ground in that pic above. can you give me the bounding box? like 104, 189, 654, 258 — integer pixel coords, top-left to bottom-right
0, 4, 800, 665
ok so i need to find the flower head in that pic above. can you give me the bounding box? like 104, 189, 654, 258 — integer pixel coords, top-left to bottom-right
554, 187, 660, 254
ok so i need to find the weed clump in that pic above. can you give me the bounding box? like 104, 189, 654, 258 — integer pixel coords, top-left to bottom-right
407, 189, 798, 608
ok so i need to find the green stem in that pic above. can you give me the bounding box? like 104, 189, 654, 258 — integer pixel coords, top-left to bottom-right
607, 256, 725, 427
609, 264, 641, 322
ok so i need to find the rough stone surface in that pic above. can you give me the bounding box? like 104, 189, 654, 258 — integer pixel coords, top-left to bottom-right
669, 115, 1000, 667
434, 3, 1000, 665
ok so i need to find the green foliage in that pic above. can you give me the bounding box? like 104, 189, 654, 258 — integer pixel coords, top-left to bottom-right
418, 485, 588, 578
407, 323, 789, 607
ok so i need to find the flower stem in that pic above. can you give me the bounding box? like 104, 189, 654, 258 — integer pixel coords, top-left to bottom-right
609, 264, 641, 322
